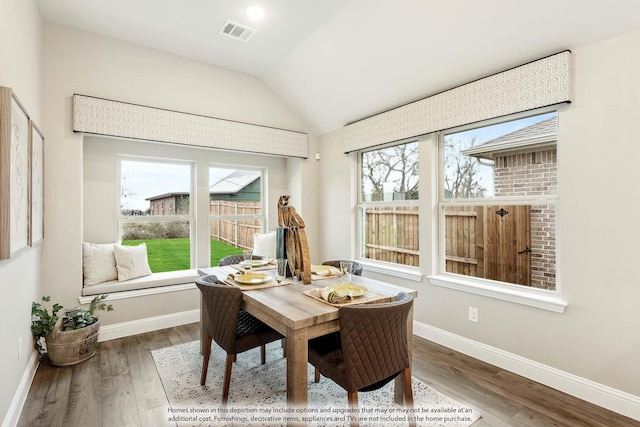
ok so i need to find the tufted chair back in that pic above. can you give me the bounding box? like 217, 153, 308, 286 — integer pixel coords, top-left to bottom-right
218, 254, 264, 266
195, 274, 283, 405
308, 293, 415, 426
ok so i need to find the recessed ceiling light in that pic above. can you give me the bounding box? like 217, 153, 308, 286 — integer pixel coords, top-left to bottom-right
246, 5, 265, 21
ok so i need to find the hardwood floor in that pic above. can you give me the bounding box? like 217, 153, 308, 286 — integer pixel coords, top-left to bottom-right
18, 323, 639, 427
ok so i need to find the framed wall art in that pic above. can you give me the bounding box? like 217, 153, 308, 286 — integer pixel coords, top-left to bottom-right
0, 87, 31, 259
30, 121, 44, 246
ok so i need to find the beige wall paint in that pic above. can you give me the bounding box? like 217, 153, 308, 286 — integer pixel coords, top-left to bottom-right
41, 22, 317, 325
0, 0, 43, 423
319, 28, 640, 401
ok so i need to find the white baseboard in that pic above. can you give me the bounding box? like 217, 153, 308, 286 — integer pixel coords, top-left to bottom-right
3, 350, 39, 427
413, 321, 640, 422
98, 309, 200, 342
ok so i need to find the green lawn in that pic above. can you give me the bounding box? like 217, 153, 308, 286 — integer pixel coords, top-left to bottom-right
122, 238, 243, 273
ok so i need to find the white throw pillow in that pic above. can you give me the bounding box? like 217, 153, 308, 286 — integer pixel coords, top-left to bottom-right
253, 231, 276, 258
113, 243, 153, 282
83, 242, 118, 286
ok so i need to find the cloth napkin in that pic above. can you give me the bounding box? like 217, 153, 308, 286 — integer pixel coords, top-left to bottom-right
320, 288, 352, 304
313, 266, 342, 277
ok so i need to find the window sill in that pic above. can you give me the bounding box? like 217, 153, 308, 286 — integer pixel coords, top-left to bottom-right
427, 274, 568, 313
359, 260, 423, 282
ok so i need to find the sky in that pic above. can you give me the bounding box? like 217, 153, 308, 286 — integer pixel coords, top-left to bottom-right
121, 160, 190, 211
120, 161, 237, 211
450, 111, 555, 145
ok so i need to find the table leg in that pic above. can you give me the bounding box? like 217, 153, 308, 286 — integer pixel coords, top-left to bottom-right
395, 303, 414, 404
286, 330, 308, 426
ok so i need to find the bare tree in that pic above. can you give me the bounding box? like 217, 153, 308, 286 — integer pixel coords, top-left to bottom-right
120, 176, 137, 215
362, 141, 419, 201
443, 136, 487, 198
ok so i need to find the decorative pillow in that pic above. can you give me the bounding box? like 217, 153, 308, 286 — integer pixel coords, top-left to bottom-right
113, 243, 152, 282
253, 231, 276, 258
83, 242, 118, 286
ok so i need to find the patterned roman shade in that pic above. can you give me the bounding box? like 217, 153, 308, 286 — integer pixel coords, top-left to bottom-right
72, 94, 309, 158
344, 51, 571, 152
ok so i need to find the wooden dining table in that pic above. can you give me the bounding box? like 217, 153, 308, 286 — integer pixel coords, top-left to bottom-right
197, 264, 418, 424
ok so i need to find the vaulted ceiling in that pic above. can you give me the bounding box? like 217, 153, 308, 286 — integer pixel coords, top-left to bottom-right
36, 0, 640, 134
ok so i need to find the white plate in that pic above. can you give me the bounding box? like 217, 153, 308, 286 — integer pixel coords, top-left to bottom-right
234, 273, 272, 285
243, 259, 270, 267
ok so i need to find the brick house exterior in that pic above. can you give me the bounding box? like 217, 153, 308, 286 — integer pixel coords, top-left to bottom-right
147, 192, 189, 215
464, 116, 557, 289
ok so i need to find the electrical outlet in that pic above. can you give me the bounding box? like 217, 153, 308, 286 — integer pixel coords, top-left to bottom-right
18, 337, 23, 360
468, 306, 479, 323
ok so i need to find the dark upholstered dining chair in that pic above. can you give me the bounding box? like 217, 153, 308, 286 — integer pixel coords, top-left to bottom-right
308, 293, 415, 427
196, 275, 283, 405
321, 260, 364, 276
218, 254, 264, 266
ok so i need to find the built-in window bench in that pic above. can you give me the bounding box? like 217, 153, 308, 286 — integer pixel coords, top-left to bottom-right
81, 269, 200, 297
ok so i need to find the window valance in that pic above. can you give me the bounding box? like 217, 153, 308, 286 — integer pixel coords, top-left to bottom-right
72, 94, 309, 158
344, 51, 571, 153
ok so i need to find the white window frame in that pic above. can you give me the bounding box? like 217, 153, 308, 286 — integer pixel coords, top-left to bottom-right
356, 140, 421, 280
118, 156, 196, 270
427, 110, 568, 313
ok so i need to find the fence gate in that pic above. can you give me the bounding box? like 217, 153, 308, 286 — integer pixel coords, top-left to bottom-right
445, 205, 531, 287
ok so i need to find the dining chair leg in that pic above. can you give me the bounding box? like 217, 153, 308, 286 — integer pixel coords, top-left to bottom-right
260, 344, 266, 365
347, 392, 359, 427
314, 367, 320, 383
403, 368, 416, 427
200, 335, 212, 385
222, 353, 234, 406
281, 337, 286, 357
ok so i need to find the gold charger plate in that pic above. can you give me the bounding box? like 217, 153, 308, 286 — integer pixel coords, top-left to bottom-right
234, 273, 273, 285
324, 284, 368, 297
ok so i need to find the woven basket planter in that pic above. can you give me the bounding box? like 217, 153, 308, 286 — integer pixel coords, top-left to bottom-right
46, 317, 100, 366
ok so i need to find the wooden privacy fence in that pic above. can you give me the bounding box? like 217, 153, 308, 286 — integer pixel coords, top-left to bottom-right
365, 206, 419, 266
210, 201, 261, 250
445, 205, 533, 288
366, 204, 554, 289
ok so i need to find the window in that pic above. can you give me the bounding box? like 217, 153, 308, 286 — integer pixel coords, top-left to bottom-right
119, 159, 193, 272
209, 166, 264, 266
358, 141, 419, 267
438, 112, 557, 290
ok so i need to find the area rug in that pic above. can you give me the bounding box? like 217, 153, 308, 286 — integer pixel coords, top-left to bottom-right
152, 341, 481, 427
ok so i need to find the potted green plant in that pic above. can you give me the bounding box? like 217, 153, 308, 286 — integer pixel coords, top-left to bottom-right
31, 295, 113, 366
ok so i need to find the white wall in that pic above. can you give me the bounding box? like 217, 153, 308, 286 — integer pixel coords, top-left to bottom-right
41, 22, 317, 325
0, 1, 43, 424
319, 27, 640, 412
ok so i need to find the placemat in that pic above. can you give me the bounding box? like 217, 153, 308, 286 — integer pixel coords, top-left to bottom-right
311, 273, 340, 281
224, 276, 292, 291
231, 262, 276, 272
303, 287, 391, 307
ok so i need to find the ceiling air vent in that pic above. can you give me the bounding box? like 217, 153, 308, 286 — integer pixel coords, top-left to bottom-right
219, 20, 256, 42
